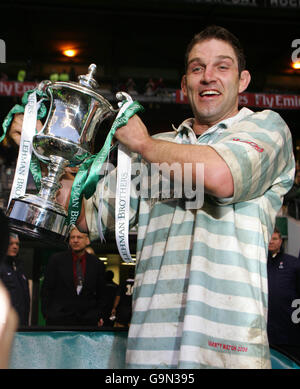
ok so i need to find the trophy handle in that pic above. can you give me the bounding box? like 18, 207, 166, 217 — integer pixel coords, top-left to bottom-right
37, 80, 52, 92
35, 80, 53, 138
116, 91, 133, 108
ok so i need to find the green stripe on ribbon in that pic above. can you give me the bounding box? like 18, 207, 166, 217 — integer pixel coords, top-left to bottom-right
66, 100, 144, 226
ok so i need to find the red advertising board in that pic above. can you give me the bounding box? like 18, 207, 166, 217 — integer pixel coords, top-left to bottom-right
176, 90, 300, 110
0, 81, 38, 97
1, 81, 299, 111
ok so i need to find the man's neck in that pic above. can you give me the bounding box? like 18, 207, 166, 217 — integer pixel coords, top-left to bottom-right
193, 107, 240, 136
72, 250, 86, 257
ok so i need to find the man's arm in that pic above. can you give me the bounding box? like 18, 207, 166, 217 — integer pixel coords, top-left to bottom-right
75, 115, 234, 233
8, 113, 43, 147
114, 115, 234, 199
95, 260, 107, 327
111, 294, 121, 317
76, 200, 89, 233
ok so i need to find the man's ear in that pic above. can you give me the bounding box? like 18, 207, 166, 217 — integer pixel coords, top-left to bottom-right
181, 74, 188, 96
239, 70, 251, 93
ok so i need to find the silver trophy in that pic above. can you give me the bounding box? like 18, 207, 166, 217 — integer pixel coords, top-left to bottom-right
7, 64, 123, 244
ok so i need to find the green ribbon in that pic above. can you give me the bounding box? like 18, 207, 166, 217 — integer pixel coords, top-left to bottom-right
1, 88, 48, 191
66, 100, 144, 226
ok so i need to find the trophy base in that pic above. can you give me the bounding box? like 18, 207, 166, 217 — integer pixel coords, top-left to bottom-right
7, 195, 69, 247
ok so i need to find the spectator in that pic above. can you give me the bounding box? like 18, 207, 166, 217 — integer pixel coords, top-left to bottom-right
154, 77, 166, 96
125, 78, 138, 95
103, 270, 119, 327
49, 70, 59, 82
111, 267, 135, 328
267, 229, 300, 361
17, 69, 26, 82
59, 70, 70, 82
40, 226, 106, 327
0, 233, 30, 326
144, 78, 155, 96
284, 169, 300, 219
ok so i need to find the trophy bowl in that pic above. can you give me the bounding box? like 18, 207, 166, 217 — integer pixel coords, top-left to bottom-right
7, 64, 117, 245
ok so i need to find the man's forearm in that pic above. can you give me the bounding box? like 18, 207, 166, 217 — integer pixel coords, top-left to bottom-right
76, 199, 89, 233
114, 115, 234, 199
140, 137, 234, 199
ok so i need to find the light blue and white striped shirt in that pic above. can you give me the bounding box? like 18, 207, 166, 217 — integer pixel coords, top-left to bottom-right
85, 107, 295, 368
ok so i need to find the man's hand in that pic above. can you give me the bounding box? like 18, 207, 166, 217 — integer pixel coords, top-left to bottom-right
114, 115, 153, 155
8, 113, 43, 146
55, 171, 75, 210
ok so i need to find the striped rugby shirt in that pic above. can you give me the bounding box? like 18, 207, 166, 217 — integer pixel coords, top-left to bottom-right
85, 107, 295, 368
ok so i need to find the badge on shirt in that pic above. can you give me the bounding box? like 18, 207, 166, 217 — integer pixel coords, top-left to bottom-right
279, 261, 284, 269
76, 285, 83, 295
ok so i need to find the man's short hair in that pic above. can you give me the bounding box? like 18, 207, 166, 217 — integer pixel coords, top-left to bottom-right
184, 25, 246, 75
69, 225, 88, 237
273, 228, 282, 239
9, 232, 19, 240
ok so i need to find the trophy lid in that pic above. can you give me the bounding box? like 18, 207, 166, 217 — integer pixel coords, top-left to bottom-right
78, 64, 99, 89
39, 63, 116, 112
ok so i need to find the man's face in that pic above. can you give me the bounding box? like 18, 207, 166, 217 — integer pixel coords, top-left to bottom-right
181, 38, 250, 132
268, 232, 282, 254
7, 236, 20, 257
295, 171, 300, 185
69, 229, 89, 254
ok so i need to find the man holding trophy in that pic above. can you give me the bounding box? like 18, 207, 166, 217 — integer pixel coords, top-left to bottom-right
3, 26, 295, 369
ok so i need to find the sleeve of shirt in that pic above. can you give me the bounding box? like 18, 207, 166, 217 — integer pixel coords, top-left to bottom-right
84, 154, 140, 242
209, 109, 295, 205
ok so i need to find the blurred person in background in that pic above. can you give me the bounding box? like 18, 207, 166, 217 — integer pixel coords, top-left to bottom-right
0, 233, 30, 326
267, 229, 300, 361
102, 270, 119, 327
111, 267, 135, 328
41, 226, 106, 327
283, 169, 300, 219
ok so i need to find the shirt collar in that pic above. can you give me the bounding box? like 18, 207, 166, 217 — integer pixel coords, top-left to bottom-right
173, 107, 253, 136
72, 251, 87, 261
269, 251, 281, 259
5, 255, 19, 266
